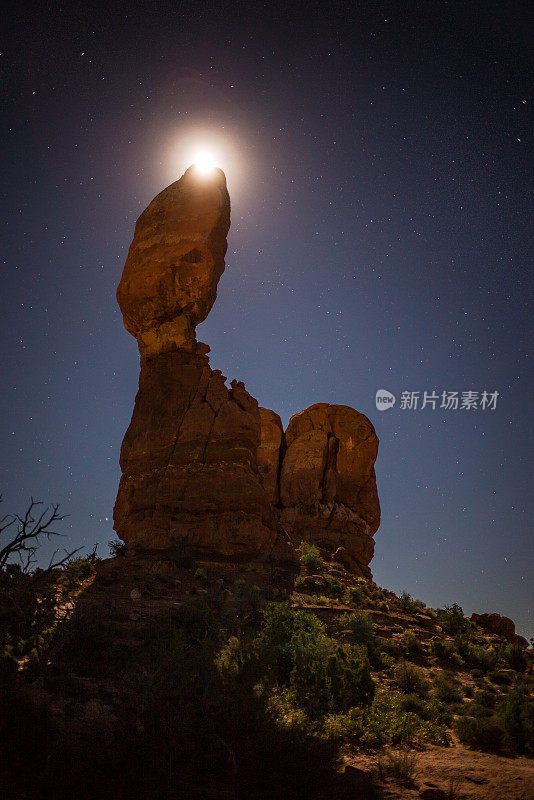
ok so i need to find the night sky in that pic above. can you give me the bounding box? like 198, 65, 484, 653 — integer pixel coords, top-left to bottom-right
1, 1, 532, 637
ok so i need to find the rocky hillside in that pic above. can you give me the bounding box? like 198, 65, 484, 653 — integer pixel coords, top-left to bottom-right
1, 545, 532, 800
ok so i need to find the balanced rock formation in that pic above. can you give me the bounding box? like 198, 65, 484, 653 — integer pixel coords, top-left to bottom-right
258, 403, 380, 578
114, 167, 292, 565
114, 166, 380, 577
117, 166, 230, 357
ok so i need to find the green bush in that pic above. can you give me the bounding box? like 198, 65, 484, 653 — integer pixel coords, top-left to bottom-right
297, 541, 323, 569
456, 715, 504, 752
342, 612, 374, 644
430, 700, 454, 727
0, 564, 61, 664
400, 693, 432, 720
326, 690, 450, 748
347, 585, 368, 607
456, 686, 533, 755
474, 689, 497, 709
502, 644, 527, 673
402, 630, 424, 655
433, 673, 463, 704
455, 635, 498, 672
430, 638, 453, 661
294, 573, 343, 598
437, 603, 468, 635
398, 592, 419, 614
252, 605, 375, 719
497, 686, 534, 753
290, 633, 375, 717
380, 637, 402, 657
395, 662, 430, 698
489, 669, 513, 686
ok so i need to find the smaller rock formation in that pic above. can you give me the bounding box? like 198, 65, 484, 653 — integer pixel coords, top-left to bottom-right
258, 403, 380, 578
471, 612, 529, 649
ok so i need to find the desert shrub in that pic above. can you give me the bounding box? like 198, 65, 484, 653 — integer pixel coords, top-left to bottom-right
194, 567, 209, 584
380, 637, 402, 657
463, 702, 493, 719
61, 555, 97, 586
430, 700, 454, 727
430, 638, 451, 660
324, 574, 344, 597
400, 694, 432, 720
108, 538, 127, 557
437, 603, 468, 635
294, 575, 314, 594
456, 686, 533, 755
398, 592, 419, 614
456, 715, 504, 752
378, 600, 390, 612
365, 640, 388, 670
347, 585, 368, 606
433, 673, 463, 704
474, 689, 497, 709
0, 564, 62, 664
489, 669, 513, 686
395, 662, 430, 698
342, 612, 374, 644
399, 696, 453, 727
496, 685, 534, 753
252, 604, 374, 719
215, 636, 244, 679
402, 630, 424, 655
455, 636, 498, 672
232, 579, 263, 607
327, 690, 450, 748
429, 638, 460, 664
502, 644, 527, 673
289, 634, 375, 718
374, 749, 418, 783
297, 541, 323, 569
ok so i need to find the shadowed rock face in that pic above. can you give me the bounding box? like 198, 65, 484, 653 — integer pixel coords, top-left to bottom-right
114, 167, 379, 575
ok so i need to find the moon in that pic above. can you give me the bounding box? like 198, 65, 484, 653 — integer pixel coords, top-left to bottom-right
193, 151, 217, 175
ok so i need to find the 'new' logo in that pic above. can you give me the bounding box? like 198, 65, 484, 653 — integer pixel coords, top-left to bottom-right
375, 389, 396, 411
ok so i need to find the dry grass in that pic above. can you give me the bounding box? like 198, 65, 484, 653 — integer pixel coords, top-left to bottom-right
374, 748, 418, 784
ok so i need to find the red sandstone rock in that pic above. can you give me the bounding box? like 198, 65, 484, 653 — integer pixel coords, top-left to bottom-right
117, 166, 230, 357
276, 403, 380, 578
114, 168, 379, 576
471, 611, 527, 646
257, 408, 284, 505
113, 169, 295, 566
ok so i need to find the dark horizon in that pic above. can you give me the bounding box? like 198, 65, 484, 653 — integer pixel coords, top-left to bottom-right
1, 1, 532, 638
